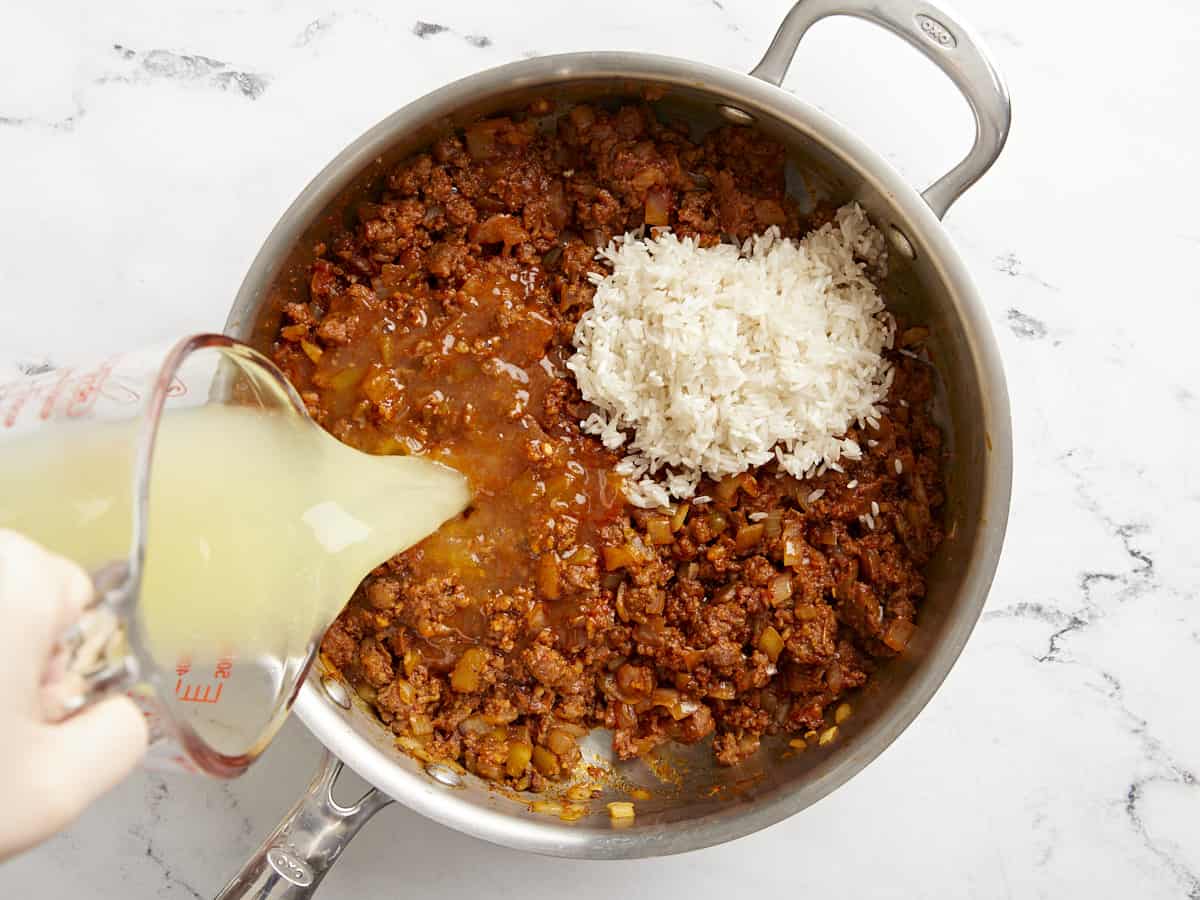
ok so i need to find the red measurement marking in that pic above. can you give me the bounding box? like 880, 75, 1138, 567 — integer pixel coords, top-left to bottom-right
66, 360, 115, 418
2, 359, 126, 427
214, 657, 233, 679
2, 381, 38, 429
175, 680, 223, 704
176, 660, 192, 677
38, 368, 74, 420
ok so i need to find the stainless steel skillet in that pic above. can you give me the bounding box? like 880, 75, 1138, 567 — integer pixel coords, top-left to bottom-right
219, 1, 1012, 894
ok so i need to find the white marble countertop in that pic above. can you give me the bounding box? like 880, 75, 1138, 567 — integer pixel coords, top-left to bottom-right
3, 0, 1198, 897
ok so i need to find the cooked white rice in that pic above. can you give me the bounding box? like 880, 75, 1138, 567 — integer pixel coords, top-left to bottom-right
567, 203, 893, 508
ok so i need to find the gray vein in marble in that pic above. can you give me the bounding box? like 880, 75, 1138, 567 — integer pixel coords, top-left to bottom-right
294, 11, 391, 49
1034, 568, 1124, 663
0, 108, 84, 132
218, 783, 256, 843
120, 776, 254, 897
1113, 522, 1154, 576
989, 451, 1157, 665
142, 843, 203, 900
294, 12, 345, 47
983, 600, 1070, 626
699, 0, 746, 35
994, 252, 1059, 291
104, 45, 269, 99
1127, 778, 1200, 900
1098, 672, 1200, 899
413, 21, 450, 38
1006, 308, 1048, 340
1059, 450, 1156, 578
1010, 451, 1198, 894
412, 20, 495, 49
1029, 806, 1057, 867
128, 778, 203, 900
15, 360, 55, 376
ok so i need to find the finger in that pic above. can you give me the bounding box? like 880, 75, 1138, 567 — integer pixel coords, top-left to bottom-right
0, 531, 93, 697
31, 696, 148, 840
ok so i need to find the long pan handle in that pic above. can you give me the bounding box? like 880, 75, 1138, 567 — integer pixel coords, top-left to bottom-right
215, 751, 391, 900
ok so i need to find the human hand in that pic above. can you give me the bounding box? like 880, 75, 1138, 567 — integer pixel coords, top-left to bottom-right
0, 530, 147, 862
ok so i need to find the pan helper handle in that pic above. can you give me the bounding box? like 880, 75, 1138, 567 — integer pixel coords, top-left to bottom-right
750, 0, 1011, 218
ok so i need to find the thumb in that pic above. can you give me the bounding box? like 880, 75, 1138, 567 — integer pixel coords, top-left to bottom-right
31, 696, 148, 842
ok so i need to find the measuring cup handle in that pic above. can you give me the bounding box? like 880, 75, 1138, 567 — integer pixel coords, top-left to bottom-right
42, 561, 140, 721
216, 750, 392, 900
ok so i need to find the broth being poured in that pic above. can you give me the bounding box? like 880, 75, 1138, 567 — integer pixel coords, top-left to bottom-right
0, 404, 469, 755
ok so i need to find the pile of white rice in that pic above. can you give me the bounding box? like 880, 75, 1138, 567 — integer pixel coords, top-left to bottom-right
566, 203, 894, 508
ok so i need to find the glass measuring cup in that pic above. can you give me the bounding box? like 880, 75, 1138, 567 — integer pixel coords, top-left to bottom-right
0, 334, 325, 777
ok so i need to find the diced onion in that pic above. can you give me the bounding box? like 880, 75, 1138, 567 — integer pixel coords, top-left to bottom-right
883, 618, 916, 651
757, 626, 784, 662
607, 802, 636, 820
770, 573, 793, 605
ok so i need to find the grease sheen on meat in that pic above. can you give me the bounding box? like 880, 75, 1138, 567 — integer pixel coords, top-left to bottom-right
271, 101, 946, 790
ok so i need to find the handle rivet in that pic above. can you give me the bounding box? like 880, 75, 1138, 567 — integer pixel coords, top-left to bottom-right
888, 226, 916, 260
320, 674, 352, 709
425, 763, 464, 787
717, 104, 755, 125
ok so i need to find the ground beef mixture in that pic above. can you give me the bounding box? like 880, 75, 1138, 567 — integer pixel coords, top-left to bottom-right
270, 100, 945, 790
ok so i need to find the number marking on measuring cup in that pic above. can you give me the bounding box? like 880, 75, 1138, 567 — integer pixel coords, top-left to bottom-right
2, 381, 37, 428
2, 358, 131, 427
66, 361, 116, 417
174, 656, 234, 704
